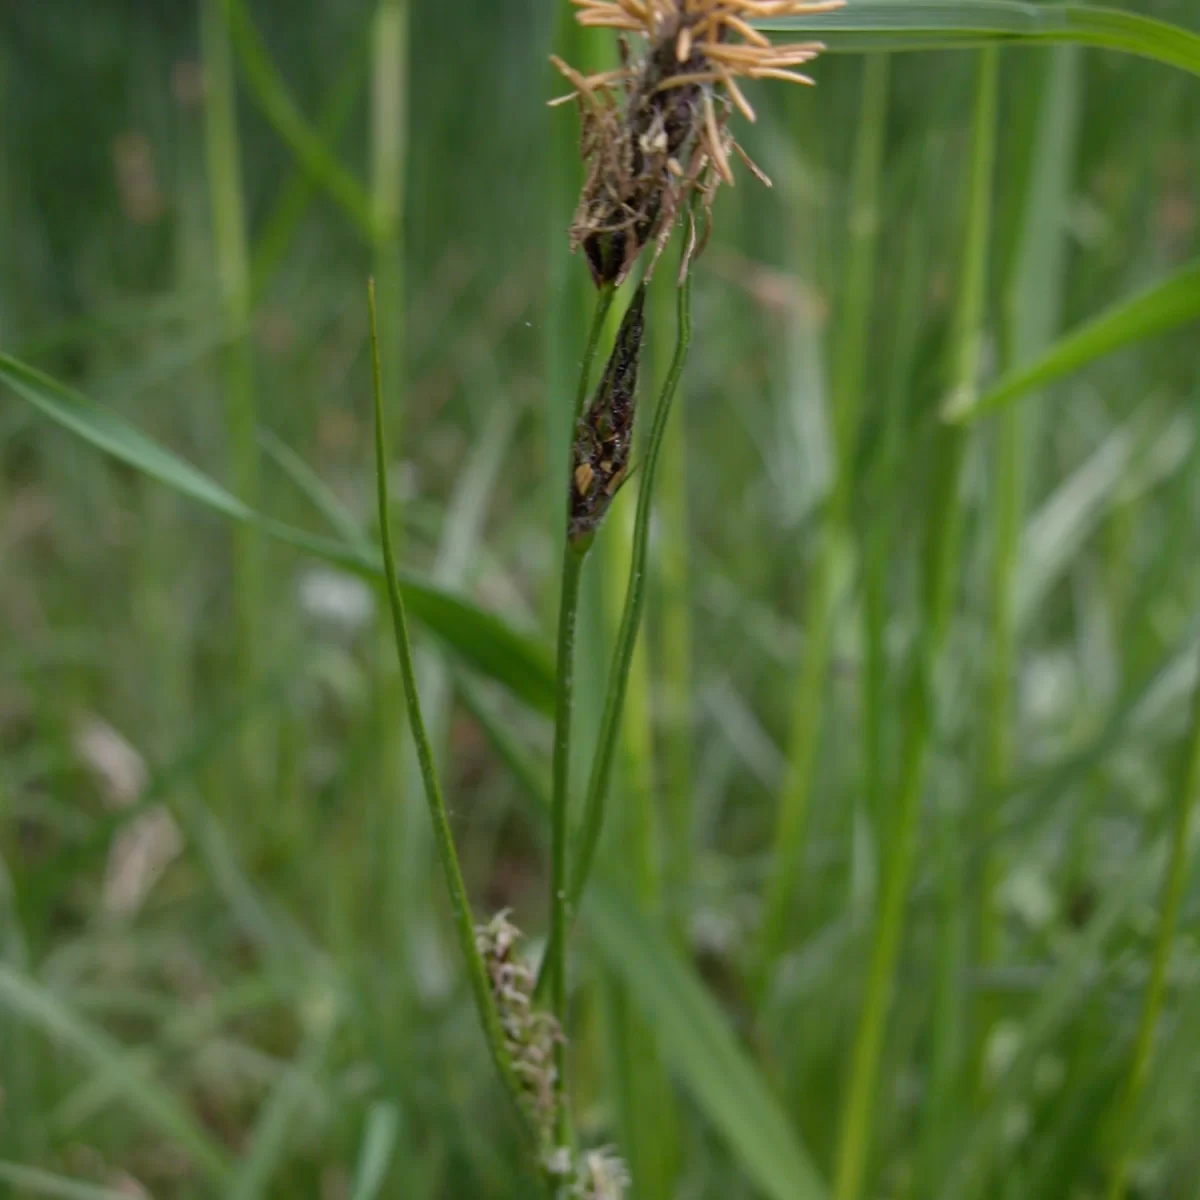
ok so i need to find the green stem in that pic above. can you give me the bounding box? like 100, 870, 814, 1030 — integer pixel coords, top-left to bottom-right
201, 0, 262, 766
565, 264, 692, 944
1107, 652, 1200, 1198
549, 543, 586, 1149
368, 280, 532, 1148
219, 0, 380, 241
833, 50, 999, 1200
655, 269, 694, 924
757, 54, 890, 980
369, 0, 411, 1020
973, 47, 1080, 1094
546, 281, 615, 1147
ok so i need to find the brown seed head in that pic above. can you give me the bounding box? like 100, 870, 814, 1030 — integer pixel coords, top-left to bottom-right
552, 0, 845, 285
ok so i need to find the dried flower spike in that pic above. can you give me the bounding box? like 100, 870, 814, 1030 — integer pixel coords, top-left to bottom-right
476, 911, 563, 1137
552, 0, 845, 285
569, 284, 646, 547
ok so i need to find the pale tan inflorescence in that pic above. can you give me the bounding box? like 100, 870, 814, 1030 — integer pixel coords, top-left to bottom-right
553, 0, 845, 285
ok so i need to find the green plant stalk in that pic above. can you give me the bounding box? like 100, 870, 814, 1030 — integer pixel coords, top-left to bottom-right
546, 281, 616, 1146
369, 0, 412, 1027
200, 0, 263, 743
219, 0, 380, 241
369, 279, 533, 1151
250, 34, 369, 299
606, 496, 661, 908
654, 268, 694, 920
757, 54, 890, 978
974, 46, 1081, 1096
563, 263, 692, 948
1107, 654, 1200, 1197
833, 49, 999, 1200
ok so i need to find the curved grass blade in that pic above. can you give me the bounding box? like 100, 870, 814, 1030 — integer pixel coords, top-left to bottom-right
0, 1162, 140, 1200
760, 2, 1200, 77
349, 1103, 402, 1200
228, 1018, 337, 1200
0, 966, 232, 1186
217, 0, 380, 242
368, 279, 537, 1153
937, 847, 1162, 1200
0, 351, 555, 714
585, 886, 827, 1200
945, 258, 1200, 423
258, 426, 369, 549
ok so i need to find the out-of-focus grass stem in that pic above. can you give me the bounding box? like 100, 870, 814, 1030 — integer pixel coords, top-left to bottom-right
758, 55, 890, 980
833, 50, 999, 1200
201, 0, 263, 742
368, 0, 411, 1010
974, 46, 1081, 1094
654, 260, 693, 921
1107, 653, 1200, 1197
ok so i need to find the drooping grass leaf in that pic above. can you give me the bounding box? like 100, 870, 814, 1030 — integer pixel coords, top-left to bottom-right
945, 258, 1200, 422
585, 886, 828, 1200
0, 351, 556, 713
0, 966, 232, 1185
761, 2, 1200, 77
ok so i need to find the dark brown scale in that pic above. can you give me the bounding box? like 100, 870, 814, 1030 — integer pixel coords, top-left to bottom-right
569, 285, 646, 545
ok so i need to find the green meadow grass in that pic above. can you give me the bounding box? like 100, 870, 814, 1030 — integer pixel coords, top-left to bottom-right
2, 1, 1200, 1196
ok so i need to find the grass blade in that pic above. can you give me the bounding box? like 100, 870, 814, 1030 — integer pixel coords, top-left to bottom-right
1106, 651, 1200, 1196
0, 351, 556, 713
974, 43, 1082, 1091
758, 54, 890, 982
834, 50, 1000, 1200
946, 258, 1200, 423
218, 0, 380, 242
0, 1162, 140, 1200
349, 1103, 402, 1200
201, 0, 263, 713
258, 426, 368, 548
760, 2, 1200, 77
0, 966, 232, 1185
938, 848, 1163, 1199
228, 1017, 337, 1200
368, 278, 535, 1152
585, 885, 827, 1200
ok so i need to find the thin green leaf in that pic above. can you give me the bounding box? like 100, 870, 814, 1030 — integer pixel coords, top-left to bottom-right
228, 1018, 337, 1200
0, 1162, 138, 1200
349, 1103, 402, 1200
946, 258, 1200, 422
938, 848, 1162, 1200
218, 0, 381, 242
761, 2, 1200, 77
258, 426, 369, 549
0, 966, 232, 1185
0, 351, 556, 713
369, 278, 536, 1151
585, 886, 827, 1200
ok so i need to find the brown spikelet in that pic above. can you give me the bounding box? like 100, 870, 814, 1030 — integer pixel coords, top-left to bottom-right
552, 0, 844, 286
569, 284, 646, 546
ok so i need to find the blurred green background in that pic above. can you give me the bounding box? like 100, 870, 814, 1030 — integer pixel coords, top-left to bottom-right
2, 1, 1199, 1197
